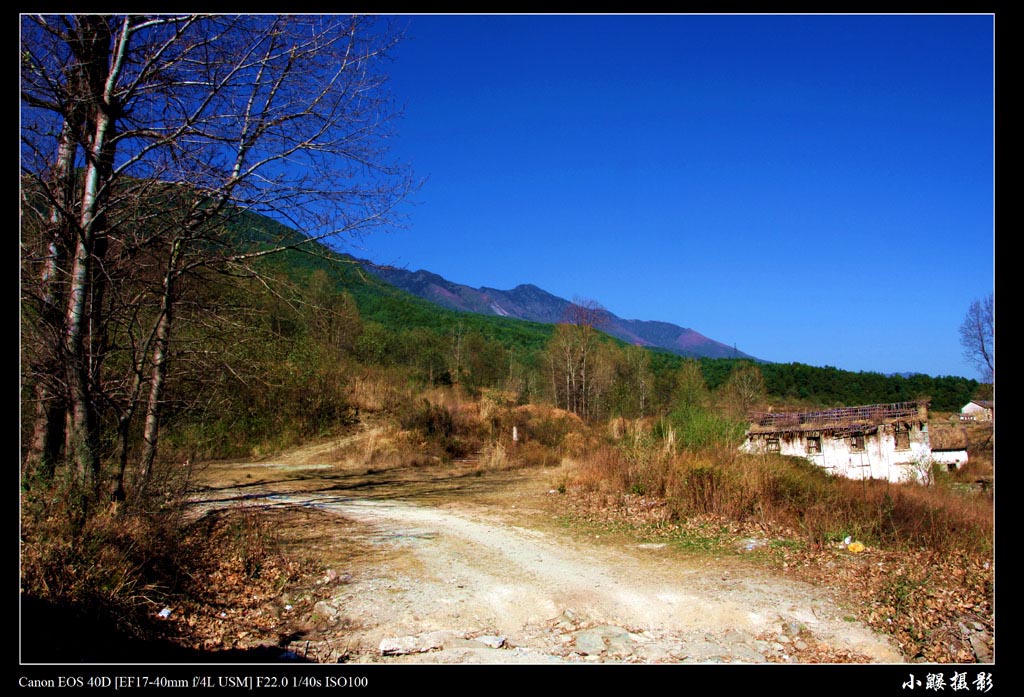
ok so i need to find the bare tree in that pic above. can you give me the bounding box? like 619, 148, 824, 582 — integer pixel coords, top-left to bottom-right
959, 293, 994, 383
546, 298, 608, 419
448, 322, 467, 386
719, 362, 767, 421
20, 17, 115, 482
21, 14, 412, 508
621, 345, 652, 418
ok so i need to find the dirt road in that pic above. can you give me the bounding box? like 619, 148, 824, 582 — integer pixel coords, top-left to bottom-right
189, 434, 904, 664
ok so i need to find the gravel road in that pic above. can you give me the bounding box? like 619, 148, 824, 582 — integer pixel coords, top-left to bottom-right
191, 449, 905, 665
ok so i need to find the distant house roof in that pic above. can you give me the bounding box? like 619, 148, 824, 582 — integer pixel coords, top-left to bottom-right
747, 401, 928, 436
966, 400, 994, 410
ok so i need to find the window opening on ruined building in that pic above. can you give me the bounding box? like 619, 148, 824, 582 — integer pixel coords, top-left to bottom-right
850, 433, 866, 452
894, 427, 910, 451
807, 436, 821, 454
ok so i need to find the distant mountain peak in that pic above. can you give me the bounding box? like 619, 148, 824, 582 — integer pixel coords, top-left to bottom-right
359, 260, 758, 361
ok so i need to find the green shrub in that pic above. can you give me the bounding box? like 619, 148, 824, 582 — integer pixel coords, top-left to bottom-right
666, 405, 746, 450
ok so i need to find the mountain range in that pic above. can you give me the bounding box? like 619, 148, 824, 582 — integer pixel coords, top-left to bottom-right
356, 260, 757, 361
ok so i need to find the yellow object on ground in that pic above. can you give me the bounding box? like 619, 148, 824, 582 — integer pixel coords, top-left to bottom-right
847, 541, 866, 553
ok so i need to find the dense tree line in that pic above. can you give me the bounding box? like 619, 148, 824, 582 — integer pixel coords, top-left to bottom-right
248, 233, 981, 417
644, 357, 978, 414
757, 362, 978, 412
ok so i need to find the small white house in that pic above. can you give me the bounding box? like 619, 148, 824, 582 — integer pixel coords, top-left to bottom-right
960, 400, 993, 421
931, 449, 969, 470
742, 401, 932, 484
928, 424, 970, 470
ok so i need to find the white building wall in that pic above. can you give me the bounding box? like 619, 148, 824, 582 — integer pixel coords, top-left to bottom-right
961, 403, 993, 421
743, 423, 930, 484
931, 449, 969, 469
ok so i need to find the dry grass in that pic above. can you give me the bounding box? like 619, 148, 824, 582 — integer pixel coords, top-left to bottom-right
771, 540, 993, 663
567, 445, 629, 493
510, 439, 563, 469
959, 422, 994, 478
323, 421, 475, 472
477, 441, 512, 470
359, 426, 439, 470
20, 477, 305, 661
345, 367, 412, 414
397, 396, 483, 460
666, 451, 992, 556
562, 417, 993, 558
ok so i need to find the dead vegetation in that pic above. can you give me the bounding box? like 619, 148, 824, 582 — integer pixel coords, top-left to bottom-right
157, 506, 355, 659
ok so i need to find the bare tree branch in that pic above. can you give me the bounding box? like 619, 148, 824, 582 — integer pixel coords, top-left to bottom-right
21, 14, 412, 506
959, 293, 994, 383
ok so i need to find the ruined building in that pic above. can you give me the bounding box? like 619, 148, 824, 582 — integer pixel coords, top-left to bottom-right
742, 401, 932, 483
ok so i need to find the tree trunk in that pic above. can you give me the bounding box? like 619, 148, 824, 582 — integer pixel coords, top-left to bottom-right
112, 354, 149, 503
24, 118, 79, 483
138, 267, 176, 490
63, 231, 100, 496
59, 16, 119, 503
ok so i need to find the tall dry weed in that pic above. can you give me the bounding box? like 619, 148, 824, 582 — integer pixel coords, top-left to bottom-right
571, 445, 630, 493
478, 441, 512, 470
346, 367, 411, 414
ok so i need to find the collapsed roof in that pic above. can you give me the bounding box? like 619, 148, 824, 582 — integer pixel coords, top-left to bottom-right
747, 401, 929, 436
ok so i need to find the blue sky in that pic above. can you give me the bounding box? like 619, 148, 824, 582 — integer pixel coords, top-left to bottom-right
345, 13, 994, 379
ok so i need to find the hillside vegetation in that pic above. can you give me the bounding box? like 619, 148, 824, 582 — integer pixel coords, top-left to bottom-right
21, 209, 992, 663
